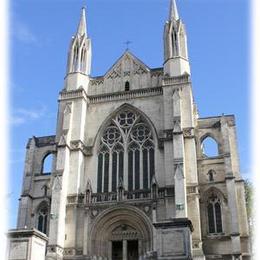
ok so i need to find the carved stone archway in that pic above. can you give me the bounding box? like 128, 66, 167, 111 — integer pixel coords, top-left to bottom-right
88, 205, 153, 259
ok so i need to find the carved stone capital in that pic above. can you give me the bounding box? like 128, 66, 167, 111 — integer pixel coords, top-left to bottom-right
163, 129, 173, 140
182, 127, 194, 138
70, 140, 84, 149
70, 140, 93, 156
83, 146, 93, 156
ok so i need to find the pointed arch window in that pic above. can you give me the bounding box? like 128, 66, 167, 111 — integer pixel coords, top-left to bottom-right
80, 44, 86, 72
37, 205, 48, 234
125, 81, 130, 91
73, 43, 79, 71
97, 110, 155, 193
207, 194, 223, 234
201, 136, 219, 157
41, 153, 53, 175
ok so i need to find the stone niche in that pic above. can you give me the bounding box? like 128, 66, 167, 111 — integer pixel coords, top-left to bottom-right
153, 218, 193, 260
6, 229, 48, 260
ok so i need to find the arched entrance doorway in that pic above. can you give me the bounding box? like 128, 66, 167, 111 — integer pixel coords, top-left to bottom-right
89, 205, 153, 259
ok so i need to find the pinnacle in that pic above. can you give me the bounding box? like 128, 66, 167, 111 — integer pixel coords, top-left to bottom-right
77, 7, 87, 36
169, 0, 179, 21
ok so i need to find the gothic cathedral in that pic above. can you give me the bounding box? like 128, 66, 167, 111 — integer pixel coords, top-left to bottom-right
7, 1, 250, 260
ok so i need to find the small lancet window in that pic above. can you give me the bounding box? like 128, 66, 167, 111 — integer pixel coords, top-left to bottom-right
73, 44, 79, 70
42, 153, 53, 175
37, 206, 48, 234
201, 136, 219, 157
207, 194, 223, 234
125, 81, 130, 91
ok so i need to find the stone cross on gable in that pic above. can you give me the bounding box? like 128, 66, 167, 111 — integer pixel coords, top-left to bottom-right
124, 40, 132, 50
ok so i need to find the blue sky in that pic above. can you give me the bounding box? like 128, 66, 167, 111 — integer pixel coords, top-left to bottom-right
9, 0, 249, 228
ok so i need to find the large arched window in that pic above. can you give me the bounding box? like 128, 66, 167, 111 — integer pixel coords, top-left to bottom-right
207, 194, 223, 234
41, 153, 53, 175
201, 136, 219, 157
97, 110, 155, 193
37, 204, 48, 234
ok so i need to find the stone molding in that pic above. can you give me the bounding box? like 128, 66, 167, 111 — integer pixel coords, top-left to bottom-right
88, 86, 163, 104
173, 158, 184, 164
46, 244, 64, 255
7, 228, 48, 241
153, 218, 194, 232
162, 74, 190, 86
59, 88, 87, 102
63, 247, 83, 256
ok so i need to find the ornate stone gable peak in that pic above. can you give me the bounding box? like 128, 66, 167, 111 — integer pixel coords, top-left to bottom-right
105, 51, 150, 79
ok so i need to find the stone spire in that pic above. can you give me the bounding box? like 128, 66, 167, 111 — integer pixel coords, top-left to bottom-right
169, 0, 179, 21
77, 7, 87, 36
163, 0, 190, 77
64, 7, 92, 91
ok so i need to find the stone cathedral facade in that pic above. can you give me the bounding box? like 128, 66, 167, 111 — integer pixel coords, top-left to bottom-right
7, 1, 250, 260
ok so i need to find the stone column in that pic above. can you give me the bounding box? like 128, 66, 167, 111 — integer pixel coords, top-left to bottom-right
46, 144, 70, 260
172, 88, 187, 218
181, 85, 205, 259
46, 98, 73, 259
108, 241, 112, 259
83, 208, 90, 255
138, 240, 142, 259
221, 117, 241, 257
162, 84, 175, 188
123, 240, 127, 260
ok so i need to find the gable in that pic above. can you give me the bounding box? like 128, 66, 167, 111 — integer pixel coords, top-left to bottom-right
88, 51, 163, 96
105, 51, 150, 79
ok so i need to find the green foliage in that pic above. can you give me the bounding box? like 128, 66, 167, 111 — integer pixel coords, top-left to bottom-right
244, 179, 253, 222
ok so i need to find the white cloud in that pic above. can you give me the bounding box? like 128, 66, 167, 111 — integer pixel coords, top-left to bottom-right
10, 116, 25, 125
13, 21, 37, 45
16, 107, 45, 119
10, 106, 47, 126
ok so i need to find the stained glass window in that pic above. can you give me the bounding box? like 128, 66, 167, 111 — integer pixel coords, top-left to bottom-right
97, 110, 155, 193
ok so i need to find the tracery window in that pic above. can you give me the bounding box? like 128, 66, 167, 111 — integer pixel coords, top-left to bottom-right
97, 110, 155, 193
207, 194, 223, 234
37, 206, 48, 234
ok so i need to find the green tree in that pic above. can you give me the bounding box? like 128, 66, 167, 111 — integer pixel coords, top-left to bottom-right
244, 179, 253, 223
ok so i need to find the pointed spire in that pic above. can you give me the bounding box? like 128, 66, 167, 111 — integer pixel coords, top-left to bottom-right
169, 0, 179, 21
77, 7, 87, 36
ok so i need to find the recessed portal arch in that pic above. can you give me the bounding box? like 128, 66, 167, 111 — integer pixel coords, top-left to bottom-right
88, 205, 153, 259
